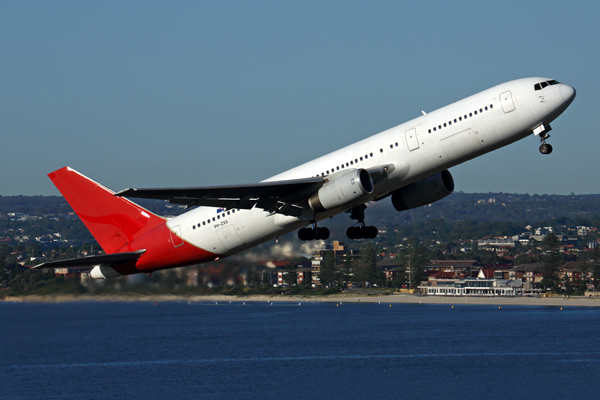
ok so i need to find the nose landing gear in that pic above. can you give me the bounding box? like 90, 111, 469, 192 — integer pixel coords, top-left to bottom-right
539, 142, 553, 154
534, 124, 553, 155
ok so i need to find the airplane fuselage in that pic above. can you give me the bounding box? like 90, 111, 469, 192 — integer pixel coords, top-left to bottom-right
38, 77, 576, 278
161, 77, 575, 263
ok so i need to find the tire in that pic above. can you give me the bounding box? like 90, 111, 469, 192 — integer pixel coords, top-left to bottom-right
346, 226, 359, 239
539, 144, 549, 154
366, 226, 378, 239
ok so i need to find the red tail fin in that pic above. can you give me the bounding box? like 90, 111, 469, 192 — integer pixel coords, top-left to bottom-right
48, 167, 165, 254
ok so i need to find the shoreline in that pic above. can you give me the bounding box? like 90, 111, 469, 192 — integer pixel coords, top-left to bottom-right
4, 293, 600, 307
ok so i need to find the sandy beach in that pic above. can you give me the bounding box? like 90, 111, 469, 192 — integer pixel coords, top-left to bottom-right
4, 293, 600, 307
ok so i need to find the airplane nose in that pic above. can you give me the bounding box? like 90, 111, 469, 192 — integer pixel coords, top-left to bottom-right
560, 84, 576, 105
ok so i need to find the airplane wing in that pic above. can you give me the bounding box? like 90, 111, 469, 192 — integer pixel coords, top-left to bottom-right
115, 177, 326, 217
30, 250, 146, 270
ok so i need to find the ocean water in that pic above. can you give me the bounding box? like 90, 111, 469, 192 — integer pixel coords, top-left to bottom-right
1, 300, 600, 400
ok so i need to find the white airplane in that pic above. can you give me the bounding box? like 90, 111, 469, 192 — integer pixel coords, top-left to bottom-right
33, 77, 576, 278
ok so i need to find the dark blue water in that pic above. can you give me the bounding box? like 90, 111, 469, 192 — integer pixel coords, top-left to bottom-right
2, 300, 600, 399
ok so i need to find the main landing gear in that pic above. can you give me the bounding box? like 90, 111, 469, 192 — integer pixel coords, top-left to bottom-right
346, 204, 378, 240
298, 223, 330, 241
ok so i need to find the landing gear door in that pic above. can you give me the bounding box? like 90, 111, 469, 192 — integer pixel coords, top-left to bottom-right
500, 91, 515, 113
405, 128, 419, 151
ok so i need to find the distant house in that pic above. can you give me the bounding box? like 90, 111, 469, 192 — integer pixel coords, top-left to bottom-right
510, 263, 544, 284
425, 260, 479, 279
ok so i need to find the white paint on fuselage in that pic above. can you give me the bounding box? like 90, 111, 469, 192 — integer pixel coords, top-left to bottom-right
167, 77, 574, 257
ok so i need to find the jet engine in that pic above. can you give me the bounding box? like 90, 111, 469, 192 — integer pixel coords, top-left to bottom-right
391, 170, 454, 212
309, 169, 374, 213
90, 265, 124, 279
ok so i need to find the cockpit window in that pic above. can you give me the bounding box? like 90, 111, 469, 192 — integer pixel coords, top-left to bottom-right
534, 79, 561, 91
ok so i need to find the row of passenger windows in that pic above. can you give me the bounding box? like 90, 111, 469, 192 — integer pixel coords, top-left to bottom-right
315, 102, 494, 177
316, 152, 374, 177
427, 104, 494, 133
534, 80, 560, 91
191, 209, 239, 230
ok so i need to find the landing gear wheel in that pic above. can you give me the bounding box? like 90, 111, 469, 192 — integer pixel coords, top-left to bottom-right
346, 225, 378, 239
539, 143, 552, 155
298, 226, 330, 241
346, 226, 360, 240
314, 227, 330, 240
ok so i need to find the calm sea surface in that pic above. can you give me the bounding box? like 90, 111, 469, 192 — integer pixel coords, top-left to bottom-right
1, 300, 600, 399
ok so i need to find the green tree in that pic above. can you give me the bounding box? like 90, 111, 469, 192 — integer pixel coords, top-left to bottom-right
398, 242, 429, 289
319, 250, 336, 287
353, 242, 377, 287
541, 233, 562, 292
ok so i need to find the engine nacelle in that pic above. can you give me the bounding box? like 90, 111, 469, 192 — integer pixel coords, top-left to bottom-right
391, 170, 454, 212
90, 265, 124, 279
309, 169, 374, 213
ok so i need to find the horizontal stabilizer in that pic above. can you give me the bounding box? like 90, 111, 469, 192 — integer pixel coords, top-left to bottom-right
30, 250, 146, 270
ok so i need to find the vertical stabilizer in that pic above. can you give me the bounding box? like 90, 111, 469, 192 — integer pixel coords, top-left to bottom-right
48, 167, 165, 254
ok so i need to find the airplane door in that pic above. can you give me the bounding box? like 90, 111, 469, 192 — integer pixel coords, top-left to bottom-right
500, 91, 515, 113
216, 225, 245, 251
405, 128, 419, 151
170, 225, 184, 248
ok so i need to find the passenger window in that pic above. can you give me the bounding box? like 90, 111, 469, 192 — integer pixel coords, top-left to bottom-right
443, 123, 446, 127
360, 157, 363, 161
474, 111, 477, 115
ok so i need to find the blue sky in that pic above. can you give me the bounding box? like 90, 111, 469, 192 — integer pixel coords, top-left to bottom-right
0, 1, 596, 196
